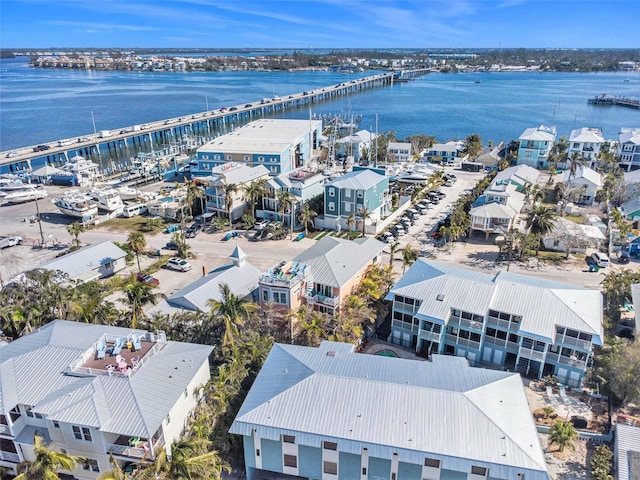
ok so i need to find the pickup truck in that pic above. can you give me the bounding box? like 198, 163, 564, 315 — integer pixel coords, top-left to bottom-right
0, 236, 23, 249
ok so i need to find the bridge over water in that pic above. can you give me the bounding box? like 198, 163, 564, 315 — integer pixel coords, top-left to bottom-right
0, 70, 429, 174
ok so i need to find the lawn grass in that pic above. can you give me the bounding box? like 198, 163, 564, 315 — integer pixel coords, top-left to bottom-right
98, 216, 170, 235
564, 214, 584, 224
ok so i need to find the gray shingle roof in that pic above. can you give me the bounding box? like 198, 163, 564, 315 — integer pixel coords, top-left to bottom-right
292, 237, 385, 288
230, 342, 549, 479
389, 260, 603, 343
0, 321, 212, 438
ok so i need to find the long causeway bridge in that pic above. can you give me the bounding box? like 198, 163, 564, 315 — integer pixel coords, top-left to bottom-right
0, 70, 429, 174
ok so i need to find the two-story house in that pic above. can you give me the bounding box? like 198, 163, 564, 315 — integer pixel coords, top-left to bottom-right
0, 321, 212, 478
259, 236, 385, 316
618, 128, 640, 171
386, 142, 412, 163
517, 125, 556, 169
469, 183, 525, 239
568, 127, 605, 169
318, 168, 390, 233
562, 166, 602, 206
229, 341, 550, 480
422, 141, 466, 164
387, 260, 603, 387
195, 118, 322, 176
202, 163, 270, 222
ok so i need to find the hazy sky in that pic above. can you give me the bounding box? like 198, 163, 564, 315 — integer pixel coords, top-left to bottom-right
2, 0, 639, 49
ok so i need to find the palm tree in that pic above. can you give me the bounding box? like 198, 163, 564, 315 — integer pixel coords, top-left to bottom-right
568, 152, 587, 181
526, 206, 557, 257
15, 434, 82, 480
298, 202, 317, 236
244, 178, 267, 218
388, 241, 400, 267
548, 419, 578, 452
184, 178, 205, 219
127, 231, 147, 273
207, 284, 259, 323
223, 183, 239, 226
401, 244, 418, 274
97, 454, 126, 480
167, 438, 231, 480
276, 190, 297, 238
122, 278, 161, 329
346, 214, 355, 233
462, 133, 482, 160
66, 221, 85, 248
357, 205, 371, 237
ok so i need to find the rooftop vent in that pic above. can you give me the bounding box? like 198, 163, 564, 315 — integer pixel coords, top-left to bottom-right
436, 294, 445, 301
326, 351, 336, 357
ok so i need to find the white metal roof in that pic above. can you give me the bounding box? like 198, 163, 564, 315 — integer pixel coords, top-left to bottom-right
493, 164, 540, 186
325, 169, 386, 191
469, 201, 517, 220
389, 260, 603, 344
165, 261, 260, 313
619, 128, 640, 146
569, 127, 604, 144
230, 342, 549, 480
38, 242, 126, 281
198, 118, 322, 155
204, 163, 270, 186
292, 237, 385, 288
616, 423, 640, 480
563, 166, 602, 187
519, 125, 556, 142
0, 321, 212, 438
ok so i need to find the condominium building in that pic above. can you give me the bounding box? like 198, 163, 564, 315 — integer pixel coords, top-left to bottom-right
618, 128, 640, 171
195, 118, 322, 176
388, 260, 603, 387
0, 321, 212, 478
230, 341, 550, 480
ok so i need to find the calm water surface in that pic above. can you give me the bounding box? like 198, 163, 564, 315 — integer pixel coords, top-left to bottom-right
1, 57, 638, 151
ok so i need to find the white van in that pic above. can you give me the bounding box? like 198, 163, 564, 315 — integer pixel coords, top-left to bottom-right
591, 252, 609, 267
121, 203, 148, 218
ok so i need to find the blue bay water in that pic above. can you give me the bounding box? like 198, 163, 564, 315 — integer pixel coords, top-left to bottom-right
1, 57, 638, 151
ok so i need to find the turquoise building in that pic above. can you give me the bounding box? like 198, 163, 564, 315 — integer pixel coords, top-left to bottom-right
388, 261, 603, 387
195, 119, 322, 176
230, 341, 550, 480
516, 125, 556, 169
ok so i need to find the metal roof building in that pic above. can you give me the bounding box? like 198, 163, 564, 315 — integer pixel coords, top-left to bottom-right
0, 320, 212, 477
387, 260, 603, 387
230, 341, 550, 480
615, 422, 640, 480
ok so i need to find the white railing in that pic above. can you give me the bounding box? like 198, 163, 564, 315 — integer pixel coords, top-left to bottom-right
0, 424, 9, 435
519, 348, 545, 362
0, 450, 20, 463
418, 330, 441, 343
546, 352, 587, 369
554, 335, 591, 351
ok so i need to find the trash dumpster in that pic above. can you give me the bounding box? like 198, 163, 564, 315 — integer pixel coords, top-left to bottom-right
296, 232, 306, 241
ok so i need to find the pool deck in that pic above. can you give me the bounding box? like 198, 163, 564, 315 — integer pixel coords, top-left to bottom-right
361, 340, 424, 361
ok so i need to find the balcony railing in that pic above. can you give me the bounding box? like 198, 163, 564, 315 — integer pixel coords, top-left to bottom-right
418, 330, 441, 343
107, 434, 164, 460
554, 335, 592, 351
310, 294, 340, 307
483, 336, 519, 352
449, 317, 484, 331
446, 336, 480, 350
545, 352, 587, 369
487, 316, 519, 331
259, 272, 304, 288
0, 450, 20, 463
0, 424, 10, 435
519, 347, 545, 362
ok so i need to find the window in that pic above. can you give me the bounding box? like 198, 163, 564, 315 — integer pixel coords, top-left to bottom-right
328, 188, 335, 197
328, 201, 335, 212
256, 449, 260, 457
283, 454, 297, 468
424, 458, 440, 468
391, 474, 396, 480
262, 290, 269, 302
258, 156, 264, 161
282, 434, 295, 443
82, 459, 100, 472
53, 421, 60, 428
270, 158, 277, 163
471, 466, 488, 476
362, 467, 367, 475
323, 441, 338, 450
226, 155, 232, 161
323, 461, 338, 475
274, 292, 288, 304
166, 414, 171, 425
72, 426, 92, 442
244, 156, 249, 161
184, 388, 188, 398
214, 154, 221, 160
357, 191, 363, 198
25, 406, 34, 418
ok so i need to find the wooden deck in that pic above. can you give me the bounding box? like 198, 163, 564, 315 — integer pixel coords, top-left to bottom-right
82, 340, 155, 373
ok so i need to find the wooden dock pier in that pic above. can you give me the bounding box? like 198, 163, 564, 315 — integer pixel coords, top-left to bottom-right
588, 93, 640, 109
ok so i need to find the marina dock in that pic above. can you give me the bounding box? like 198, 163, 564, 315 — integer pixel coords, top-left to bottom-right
0, 70, 428, 174
588, 93, 640, 109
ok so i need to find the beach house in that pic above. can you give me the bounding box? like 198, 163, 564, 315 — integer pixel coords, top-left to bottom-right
568, 127, 605, 169
618, 128, 640, 171
562, 166, 602, 206
517, 125, 556, 169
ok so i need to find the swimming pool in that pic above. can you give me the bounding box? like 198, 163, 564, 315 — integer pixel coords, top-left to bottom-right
374, 350, 399, 358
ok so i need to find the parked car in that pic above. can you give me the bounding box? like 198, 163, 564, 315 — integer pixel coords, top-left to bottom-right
167, 257, 192, 272
164, 241, 179, 250
390, 225, 406, 236
416, 205, 429, 215
0, 236, 23, 249
380, 232, 396, 243
136, 272, 159, 286
591, 252, 609, 267
254, 219, 270, 230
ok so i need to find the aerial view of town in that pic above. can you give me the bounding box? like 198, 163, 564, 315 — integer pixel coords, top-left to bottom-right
1, 1, 640, 480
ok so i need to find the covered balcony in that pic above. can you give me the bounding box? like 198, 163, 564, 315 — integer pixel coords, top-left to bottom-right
107, 433, 164, 460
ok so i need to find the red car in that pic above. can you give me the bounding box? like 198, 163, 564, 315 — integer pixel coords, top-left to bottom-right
136, 273, 159, 286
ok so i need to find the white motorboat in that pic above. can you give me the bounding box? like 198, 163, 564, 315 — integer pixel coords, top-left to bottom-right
2, 186, 48, 203
396, 171, 432, 185
0, 174, 28, 191
50, 155, 101, 186
53, 192, 98, 218
116, 185, 157, 202
129, 154, 158, 176
88, 187, 125, 213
